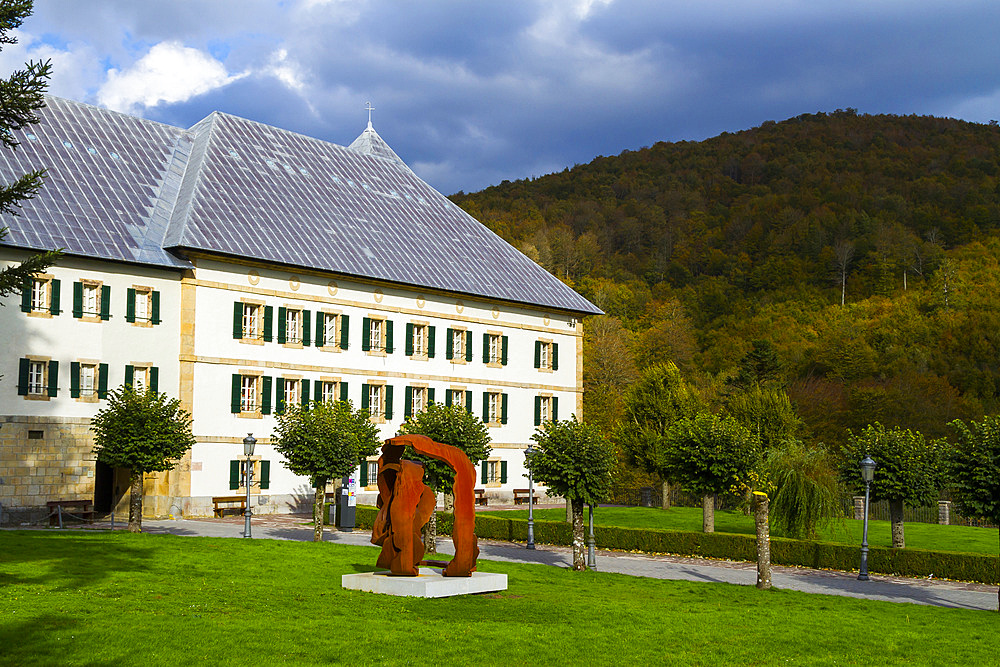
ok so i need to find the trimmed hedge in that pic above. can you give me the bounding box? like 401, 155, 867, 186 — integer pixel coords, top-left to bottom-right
344, 505, 998, 584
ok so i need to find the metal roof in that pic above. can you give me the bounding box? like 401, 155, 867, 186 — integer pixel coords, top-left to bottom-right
0, 97, 600, 315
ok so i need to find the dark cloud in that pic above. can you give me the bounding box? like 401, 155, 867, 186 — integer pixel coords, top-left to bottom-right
19, 1, 1000, 195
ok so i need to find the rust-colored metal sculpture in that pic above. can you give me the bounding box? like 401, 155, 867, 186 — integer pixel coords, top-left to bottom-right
370, 434, 480, 577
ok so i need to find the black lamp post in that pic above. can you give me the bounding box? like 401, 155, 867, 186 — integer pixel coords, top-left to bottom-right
525, 443, 535, 550
242, 433, 256, 539
858, 455, 876, 581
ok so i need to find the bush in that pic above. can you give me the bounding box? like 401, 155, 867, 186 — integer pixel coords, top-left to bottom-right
343, 505, 998, 583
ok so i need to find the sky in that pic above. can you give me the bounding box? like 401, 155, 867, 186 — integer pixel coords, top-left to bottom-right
3, 0, 1000, 195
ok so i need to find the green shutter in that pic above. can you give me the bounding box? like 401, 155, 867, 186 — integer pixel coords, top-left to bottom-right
404, 386, 412, 418
263, 306, 273, 342
501, 394, 508, 424
302, 311, 311, 346
260, 461, 270, 490
301, 379, 310, 407
99, 285, 110, 320
150, 367, 159, 394
275, 377, 286, 414
314, 380, 323, 403
70, 362, 80, 398
126, 288, 136, 322
49, 279, 60, 315
362, 317, 371, 351
534, 341, 541, 368
384, 385, 394, 420
465, 390, 472, 414
483, 392, 490, 422
501, 336, 509, 365
231, 374, 242, 413
47, 360, 58, 397
20, 277, 31, 312
277, 307, 287, 344
230, 460, 240, 490
445, 328, 454, 359
500, 460, 508, 484
445, 390, 453, 407
339, 382, 348, 402
315, 313, 325, 347
17, 358, 29, 395
361, 384, 370, 412
482, 333, 489, 363
552, 343, 559, 371
534, 396, 541, 426
340, 314, 350, 349
481, 461, 488, 485
428, 388, 435, 404
97, 363, 108, 399
261, 376, 272, 414
72, 282, 83, 318
360, 461, 369, 486
465, 331, 473, 362
552, 396, 559, 422
233, 303, 243, 339
151, 291, 161, 325
385, 320, 394, 353
405, 323, 414, 356
427, 326, 436, 358
125, 364, 134, 388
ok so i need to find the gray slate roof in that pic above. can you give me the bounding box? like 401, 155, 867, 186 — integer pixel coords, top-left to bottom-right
0, 97, 600, 315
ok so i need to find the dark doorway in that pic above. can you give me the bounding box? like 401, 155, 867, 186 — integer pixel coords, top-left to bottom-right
93, 460, 114, 513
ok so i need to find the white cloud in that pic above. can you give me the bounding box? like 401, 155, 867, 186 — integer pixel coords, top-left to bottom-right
0, 29, 105, 102
97, 41, 248, 114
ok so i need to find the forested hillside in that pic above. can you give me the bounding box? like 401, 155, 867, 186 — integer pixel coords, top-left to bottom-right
451, 110, 1000, 452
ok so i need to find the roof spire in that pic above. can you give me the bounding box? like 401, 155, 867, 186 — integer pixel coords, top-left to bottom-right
365, 101, 375, 129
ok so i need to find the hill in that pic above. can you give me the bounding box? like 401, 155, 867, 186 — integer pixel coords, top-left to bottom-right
451, 110, 1000, 448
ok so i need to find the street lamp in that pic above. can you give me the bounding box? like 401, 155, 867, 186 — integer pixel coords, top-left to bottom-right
858, 455, 876, 581
587, 504, 597, 569
242, 433, 257, 539
525, 443, 535, 550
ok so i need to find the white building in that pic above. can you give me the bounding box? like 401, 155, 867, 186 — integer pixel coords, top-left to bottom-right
0, 97, 600, 522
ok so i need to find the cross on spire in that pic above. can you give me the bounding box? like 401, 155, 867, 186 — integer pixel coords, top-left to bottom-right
365, 101, 375, 129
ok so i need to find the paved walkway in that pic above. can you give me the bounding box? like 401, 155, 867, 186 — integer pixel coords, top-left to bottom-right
133, 514, 999, 613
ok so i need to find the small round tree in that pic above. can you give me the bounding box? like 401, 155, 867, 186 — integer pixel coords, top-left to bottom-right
841, 423, 944, 549
91, 385, 196, 533
660, 412, 760, 533
528, 417, 615, 570
947, 415, 1000, 611
397, 402, 491, 552
272, 400, 380, 541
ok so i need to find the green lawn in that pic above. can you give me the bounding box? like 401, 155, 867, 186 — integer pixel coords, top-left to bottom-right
2, 531, 999, 666
499, 506, 1000, 555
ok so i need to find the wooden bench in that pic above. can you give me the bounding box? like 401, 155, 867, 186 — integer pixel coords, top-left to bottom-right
47, 499, 95, 526
212, 495, 247, 518
512, 489, 540, 505
474, 488, 488, 506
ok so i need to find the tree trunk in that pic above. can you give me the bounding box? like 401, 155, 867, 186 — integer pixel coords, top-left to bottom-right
753, 493, 771, 590
313, 478, 326, 542
443, 492, 454, 513
702, 494, 715, 533
128, 469, 143, 533
571, 498, 585, 570
566, 499, 573, 523
889, 498, 905, 548
423, 511, 437, 555
661, 480, 671, 510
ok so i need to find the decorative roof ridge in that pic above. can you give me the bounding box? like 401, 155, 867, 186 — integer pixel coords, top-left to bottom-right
347, 122, 410, 170
161, 113, 220, 248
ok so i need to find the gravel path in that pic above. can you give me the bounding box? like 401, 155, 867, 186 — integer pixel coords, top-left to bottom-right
134, 514, 998, 612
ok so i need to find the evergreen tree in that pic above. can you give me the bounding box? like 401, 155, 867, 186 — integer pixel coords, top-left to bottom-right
0, 1, 59, 300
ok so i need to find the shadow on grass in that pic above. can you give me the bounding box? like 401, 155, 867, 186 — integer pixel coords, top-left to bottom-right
0, 531, 155, 592
0, 615, 85, 666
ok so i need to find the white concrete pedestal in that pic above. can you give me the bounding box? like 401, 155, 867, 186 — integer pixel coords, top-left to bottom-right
342, 568, 508, 598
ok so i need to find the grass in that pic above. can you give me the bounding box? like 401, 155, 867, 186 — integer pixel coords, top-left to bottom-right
498, 506, 1000, 555
2, 530, 999, 666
